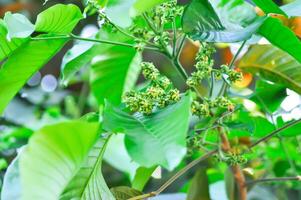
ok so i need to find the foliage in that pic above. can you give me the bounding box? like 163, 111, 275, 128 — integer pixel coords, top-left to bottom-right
1, 0, 301, 199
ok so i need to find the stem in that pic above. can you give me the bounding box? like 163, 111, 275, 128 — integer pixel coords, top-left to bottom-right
250, 118, 301, 149
78, 82, 89, 115
218, 40, 247, 97
99, 12, 159, 48
176, 34, 186, 60
246, 176, 301, 186
31, 34, 160, 51
172, 19, 177, 57
128, 150, 218, 200
218, 126, 247, 200
209, 71, 214, 98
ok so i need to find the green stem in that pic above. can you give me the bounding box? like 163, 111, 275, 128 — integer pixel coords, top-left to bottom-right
250, 118, 301, 148
218, 40, 247, 97
172, 19, 177, 57
176, 34, 186, 60
128, 149, 218, 200
31, 34, 160, 51
246, 176, 301, 186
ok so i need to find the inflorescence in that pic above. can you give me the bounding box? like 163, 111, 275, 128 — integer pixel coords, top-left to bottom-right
123, 62, 180, 115
188, 43, 241, 118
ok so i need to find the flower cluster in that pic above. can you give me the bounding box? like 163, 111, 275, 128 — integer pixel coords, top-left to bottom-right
191, 97, 234, 117
220, 64, 243, 83
224, 153, 247, 166
123, 62, 180, 115
186, 43, 215, 87
152, 0, 184, 26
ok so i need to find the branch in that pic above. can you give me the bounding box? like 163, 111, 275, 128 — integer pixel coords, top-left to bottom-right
218, 40, 247, 97
246, 176, 301, 186
250, 118, 301, 149
31, 34, 160, 51
218, 127, 247, 200
128, 149, 217, 200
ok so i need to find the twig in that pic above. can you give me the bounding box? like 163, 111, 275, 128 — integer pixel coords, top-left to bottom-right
31, 34, 160, 51
218, 126, 247, 200
218, 40, 247, 97
246, 176, 301, 186
127, 149, 218, 200
250, 118, 301, 149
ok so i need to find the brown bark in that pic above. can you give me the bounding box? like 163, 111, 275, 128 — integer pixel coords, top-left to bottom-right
218, 127, 247, 200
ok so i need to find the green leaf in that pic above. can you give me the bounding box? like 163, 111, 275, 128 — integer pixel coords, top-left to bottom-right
60, 137, 115, 200
110, 186, 142, 200
132, 166, 156, 191
19, 121, 115, 200
210, 0, 257, 27
104, 134, 139, 180
258, 17, 301, 64
227, 110, 275, 138
224, 167, 236, 200
3, 12, 34, 39
0, 39, 67, 115
251, 79, 287, 113
131, 0, 167, 16
187, 168, 211, 200
182, 0, 265, 43
90, 45, 141, 105
106, 0, 136, 27
61, 40, 96, 84
0, 20, 28, 61
277, 117, 301, 137
239, 44, 301, 94
0, 4, 83, 114
1, 148, 23, 200
281, 0, 301, 17
103, 93, 191, 170
35, 4, 83, 34
252, 0, 287, 16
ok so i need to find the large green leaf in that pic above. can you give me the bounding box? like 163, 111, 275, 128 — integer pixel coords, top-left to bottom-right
35, 4, 83, 34
210, 0, 257, 27
103, 93, 191, 170
0, 4, 82, 114
187, 168, 211, 200
104, 134, 139, 180
106, 0, 136, 27
239, 44, 301, 94
90, 45, 141, 105
258, 17, 301, 63
182, 0, 265, 43
62, 30, 141, 105
281, 0, 301, 17
252, 0, 287, 16
0, 39, 67, 114
3, 12, 34, 39
0, 20, 28, 61
1, 148, 23, 200
60, 137, 115, 200
251, 79, 287, 113
19, 121, 115, 200
131, 166, 156, 191
277, 117, 301, 137
61, 40, 97, 84
131, 0, 167, 16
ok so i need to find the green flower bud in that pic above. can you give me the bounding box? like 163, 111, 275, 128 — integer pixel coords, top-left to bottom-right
158, 76, 171, 89
141, 62, 160, 80
146, 86, 165, 100
139, 98, 154, 115
123, 91, 140, 112
168, 89, 180, 102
